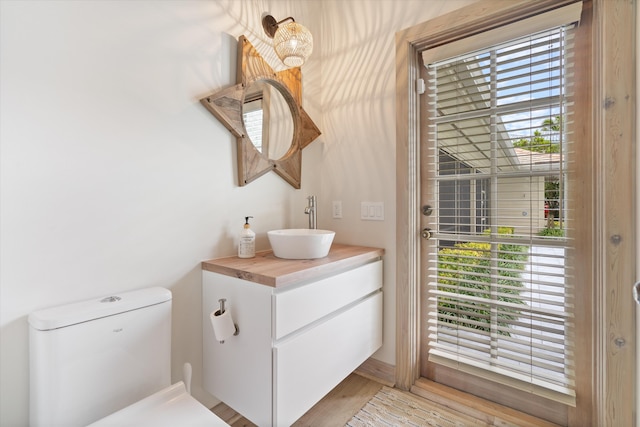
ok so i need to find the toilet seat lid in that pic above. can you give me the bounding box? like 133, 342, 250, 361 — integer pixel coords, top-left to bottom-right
87, 381, 228, 427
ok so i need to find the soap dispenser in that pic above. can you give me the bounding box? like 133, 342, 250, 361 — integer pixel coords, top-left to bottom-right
238, 216, 255, 258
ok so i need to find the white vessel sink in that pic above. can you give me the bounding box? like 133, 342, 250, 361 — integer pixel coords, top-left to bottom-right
267, 229, 335, 259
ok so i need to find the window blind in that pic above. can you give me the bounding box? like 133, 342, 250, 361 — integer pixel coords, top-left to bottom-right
425, 25, 576, 405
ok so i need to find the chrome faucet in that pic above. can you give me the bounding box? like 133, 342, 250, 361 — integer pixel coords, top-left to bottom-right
304, 196, 317, 229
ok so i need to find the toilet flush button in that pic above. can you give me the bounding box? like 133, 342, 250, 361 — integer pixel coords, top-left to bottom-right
100, 296, 122, 303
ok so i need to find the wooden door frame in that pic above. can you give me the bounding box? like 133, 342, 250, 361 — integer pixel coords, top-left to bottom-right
395, 0, 636, 424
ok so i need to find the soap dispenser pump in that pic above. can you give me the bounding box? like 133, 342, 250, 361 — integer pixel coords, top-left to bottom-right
238, 216, 255, 258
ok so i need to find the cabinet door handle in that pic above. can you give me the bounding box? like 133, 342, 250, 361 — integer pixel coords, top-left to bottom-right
633, 281, 640, 305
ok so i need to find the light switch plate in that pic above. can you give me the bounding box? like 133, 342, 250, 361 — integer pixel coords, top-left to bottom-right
332, 201, 343, 219
361, 202, 384, 221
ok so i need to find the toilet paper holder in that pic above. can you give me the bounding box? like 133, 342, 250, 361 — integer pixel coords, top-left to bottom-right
213, 298, 239, 344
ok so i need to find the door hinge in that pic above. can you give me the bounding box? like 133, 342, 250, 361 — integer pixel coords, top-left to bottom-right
416, 78, 425, 95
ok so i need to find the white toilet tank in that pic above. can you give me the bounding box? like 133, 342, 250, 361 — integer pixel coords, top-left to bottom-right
29, 287, 172, 427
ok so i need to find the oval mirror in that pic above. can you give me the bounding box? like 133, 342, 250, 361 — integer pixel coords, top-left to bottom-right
242, 80, 294, 160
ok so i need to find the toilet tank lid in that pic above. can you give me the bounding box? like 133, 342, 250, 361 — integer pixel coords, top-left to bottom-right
29, 287, 172, 331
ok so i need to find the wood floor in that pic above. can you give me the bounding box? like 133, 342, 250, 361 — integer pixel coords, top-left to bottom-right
211, 372, 382, 427
211, 372, 560, 427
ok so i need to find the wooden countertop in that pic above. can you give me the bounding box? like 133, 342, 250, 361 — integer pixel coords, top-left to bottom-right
201, 243, 384, 288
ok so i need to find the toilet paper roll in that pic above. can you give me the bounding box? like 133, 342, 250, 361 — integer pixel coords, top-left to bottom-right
210, 309, 236, 342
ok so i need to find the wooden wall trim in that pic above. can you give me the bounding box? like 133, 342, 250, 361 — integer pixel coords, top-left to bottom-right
355, 357, 396, 387
592, 0, 637, 425
567, 1, 596, 424
398, 0, 580, 53
395, 28, 420, 391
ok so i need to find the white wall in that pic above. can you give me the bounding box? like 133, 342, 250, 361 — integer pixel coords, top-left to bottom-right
0, 1, 322, 425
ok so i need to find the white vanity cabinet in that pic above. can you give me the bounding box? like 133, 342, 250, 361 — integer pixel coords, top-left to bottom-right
202, 244, 383, 427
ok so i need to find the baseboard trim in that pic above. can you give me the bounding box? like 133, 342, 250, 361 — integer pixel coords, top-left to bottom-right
354, 358, 395, 387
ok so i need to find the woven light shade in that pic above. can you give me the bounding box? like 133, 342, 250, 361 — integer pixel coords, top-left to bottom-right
273, 21, 313, 67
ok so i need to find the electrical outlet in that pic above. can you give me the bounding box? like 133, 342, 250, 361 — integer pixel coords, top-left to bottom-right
332, 201, 342, 219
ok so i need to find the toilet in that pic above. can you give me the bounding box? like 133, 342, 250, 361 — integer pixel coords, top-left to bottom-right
29, 287, 228, 426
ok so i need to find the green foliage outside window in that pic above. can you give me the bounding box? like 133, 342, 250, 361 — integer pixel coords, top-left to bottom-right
513, 116, 565, 231
513, 130, 560, 153
437, 227, 528, 336
512, 116, 562, 154
538, 223, 565, 237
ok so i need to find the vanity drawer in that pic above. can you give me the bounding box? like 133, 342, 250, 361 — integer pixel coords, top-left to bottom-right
273, 291, 383, 426
272, 260, 382, 340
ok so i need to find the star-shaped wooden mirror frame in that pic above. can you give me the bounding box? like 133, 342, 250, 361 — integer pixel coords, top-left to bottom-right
200, 35, 321, 189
